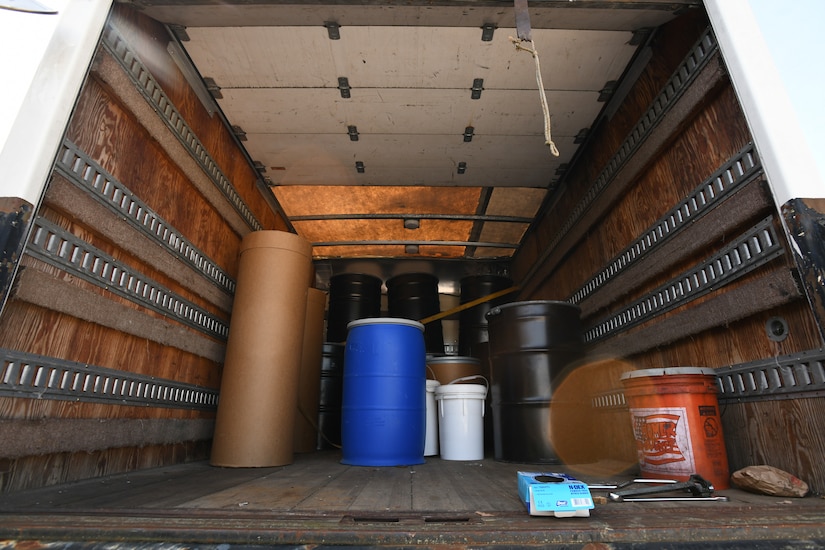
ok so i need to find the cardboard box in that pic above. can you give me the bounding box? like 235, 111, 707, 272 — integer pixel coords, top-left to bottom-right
517, 472, 594, 517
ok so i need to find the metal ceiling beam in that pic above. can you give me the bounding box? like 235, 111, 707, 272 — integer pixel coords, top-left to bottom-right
131, 0, 699, 11
135, 1, 701, 32
312, 240, 520, 248
466, 187, 496, 258
290, 213, 532, 223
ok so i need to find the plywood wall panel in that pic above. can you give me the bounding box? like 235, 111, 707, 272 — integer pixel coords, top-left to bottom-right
45, 175, 232, 312
721, 398, 825, 492
65, 77, 242, 277
512, 10, 711, 284
514, 71, 733, 297
36, 207, 229, 324
0, 441, 210, 493
0, 303, 221, 404
509, 9, 825, 492
0, 4, 286, 491
106, 4, 286, 233
629, 300, 823, 371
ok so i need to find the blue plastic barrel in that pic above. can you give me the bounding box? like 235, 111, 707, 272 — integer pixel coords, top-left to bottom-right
341, 318, 427, 466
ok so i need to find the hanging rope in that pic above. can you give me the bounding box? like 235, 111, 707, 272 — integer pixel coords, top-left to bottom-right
509, 36, 560, 157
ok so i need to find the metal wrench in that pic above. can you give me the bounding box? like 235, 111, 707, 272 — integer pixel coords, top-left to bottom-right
588, 478, 681, 490
609, 474, 715, 499
610, 495, 730, 502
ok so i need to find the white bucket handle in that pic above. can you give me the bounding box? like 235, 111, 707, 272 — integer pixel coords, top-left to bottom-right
439, 375, 488, 419
446, 375, 488, 398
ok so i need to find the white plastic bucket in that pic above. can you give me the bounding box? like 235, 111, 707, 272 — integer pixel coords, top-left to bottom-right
435, 376, 487, 461
425, 379, 441, 456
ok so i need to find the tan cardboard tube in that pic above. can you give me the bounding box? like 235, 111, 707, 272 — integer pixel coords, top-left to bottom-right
211, 230, 313, 467
294, 287, 327, 452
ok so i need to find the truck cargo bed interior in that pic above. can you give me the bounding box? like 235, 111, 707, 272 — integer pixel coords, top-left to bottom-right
2, 0, 825, 547
3, 451, 825, 547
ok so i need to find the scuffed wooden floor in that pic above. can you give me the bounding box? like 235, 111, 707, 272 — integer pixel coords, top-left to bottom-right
0, 451, 527, 514
2, 451, 825, 548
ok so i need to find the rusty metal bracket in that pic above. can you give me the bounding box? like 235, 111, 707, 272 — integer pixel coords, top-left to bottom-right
513, 0, 532, 42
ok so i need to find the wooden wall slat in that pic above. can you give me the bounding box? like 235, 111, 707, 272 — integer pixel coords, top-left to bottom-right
576, 178, 774, 319
629, 301, 824, 371
67, 74, 244, 275
35, 207, 229, 326
0, 441, 210, 493
46, 175, 233, 312
586, 265, 802, 359
0, 419, 213, 459
9, 266, 225, 363
0, 304, 222, 401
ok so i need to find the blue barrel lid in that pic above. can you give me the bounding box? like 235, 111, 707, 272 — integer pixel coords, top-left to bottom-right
347, 317, 425, 331
620, 366, 717, 379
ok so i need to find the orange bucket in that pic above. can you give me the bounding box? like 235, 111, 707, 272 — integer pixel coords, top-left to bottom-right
620, 367, 730, 489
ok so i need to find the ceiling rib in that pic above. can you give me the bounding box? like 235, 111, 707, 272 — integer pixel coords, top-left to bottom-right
466, 187, 496, 258
289, 213, 532, 223
312, 240, 520, 249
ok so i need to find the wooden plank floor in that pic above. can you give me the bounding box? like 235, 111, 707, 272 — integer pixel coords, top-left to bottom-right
2, 450, 825, 548
0, 451, 529, 513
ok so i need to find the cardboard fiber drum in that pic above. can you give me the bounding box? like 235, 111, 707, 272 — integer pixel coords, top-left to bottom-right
211, 230, 313, 468
293, 287, 327, 453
